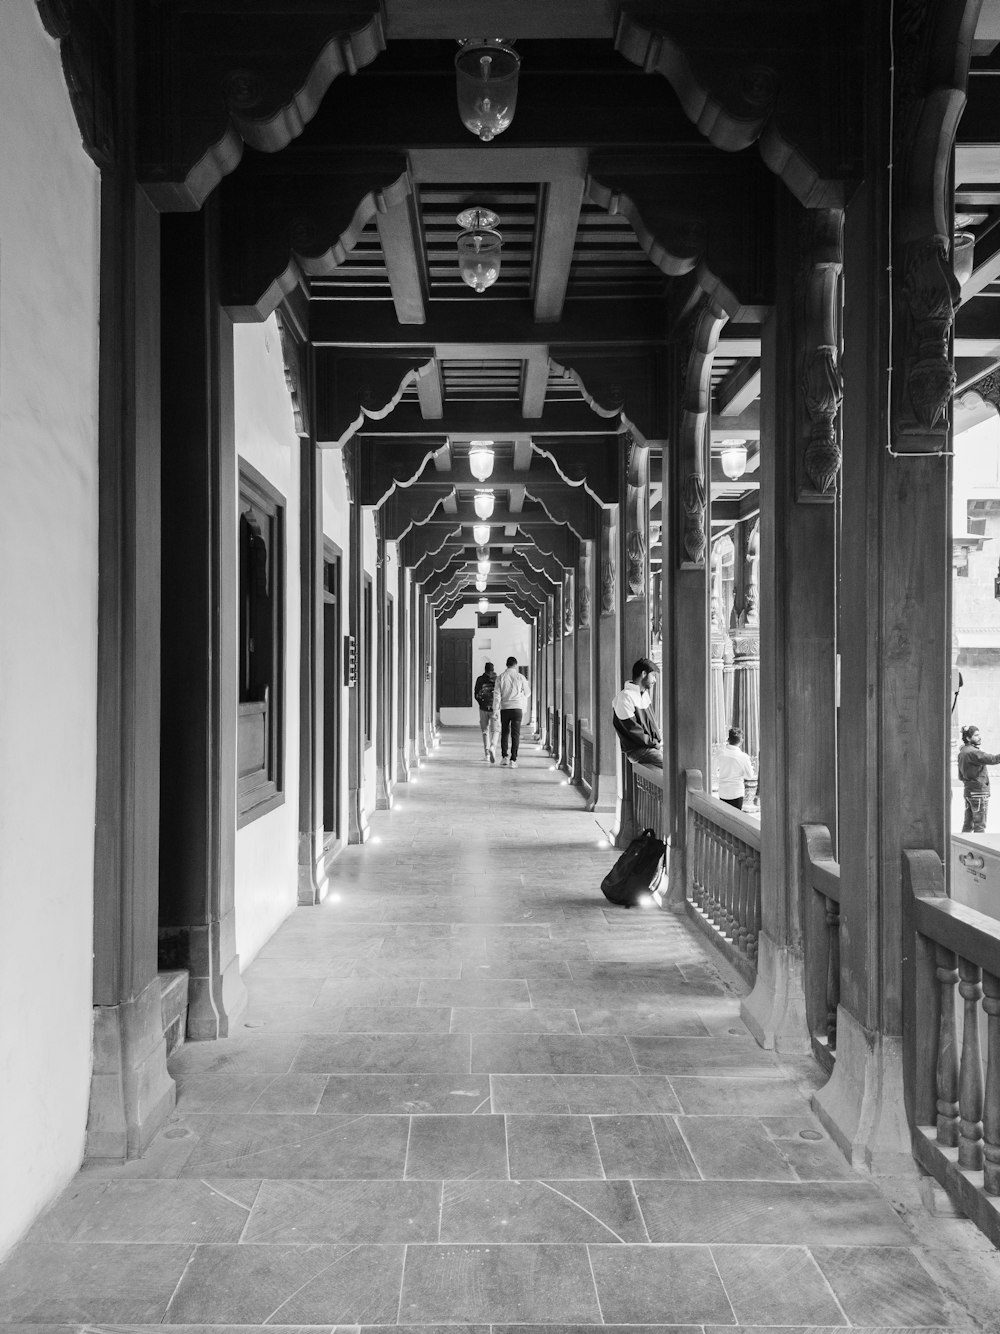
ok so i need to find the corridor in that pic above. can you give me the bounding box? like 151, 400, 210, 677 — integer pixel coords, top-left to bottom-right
0, 730, 994, 1328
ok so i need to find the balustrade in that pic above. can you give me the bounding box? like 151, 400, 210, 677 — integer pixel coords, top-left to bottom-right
630, 758, 663, 836
905, 850, 1000, 1247
683, 770, 760, 985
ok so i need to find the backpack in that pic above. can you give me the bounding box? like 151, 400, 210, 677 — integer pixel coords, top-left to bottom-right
474, 675, 495, 710
600, 828, 666, 907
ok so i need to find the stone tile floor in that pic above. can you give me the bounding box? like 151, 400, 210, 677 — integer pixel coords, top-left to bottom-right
3, 728, 1000, 1332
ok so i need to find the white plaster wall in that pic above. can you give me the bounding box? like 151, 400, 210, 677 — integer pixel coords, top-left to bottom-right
321, 452, 351, 843
438, 605, 532, 727
233, 318, 301, 967
0, 8, 100, 1258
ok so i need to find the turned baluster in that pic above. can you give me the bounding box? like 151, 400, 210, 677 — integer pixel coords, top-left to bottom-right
958, 957, 984, 1170
825, 895, 840, 1051
747, 854, 761, 963
710, 829, 724, 927
721, 833, 735, 940
935, 944, 960, 1147
690, 814, 703, 907
704, 825, 718, 921
982, 970, 1000, 1194
734, 846, 749, 955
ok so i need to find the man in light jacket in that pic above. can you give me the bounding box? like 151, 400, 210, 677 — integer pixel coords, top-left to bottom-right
716, 726, 756, 809
494, 655, 530, 767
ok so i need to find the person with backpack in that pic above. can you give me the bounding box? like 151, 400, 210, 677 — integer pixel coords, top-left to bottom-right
473, 661, 499, 763
611, 657, 663, 768
494, 655, 530, 767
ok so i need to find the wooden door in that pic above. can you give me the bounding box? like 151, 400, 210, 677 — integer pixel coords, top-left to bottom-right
436, 628, 474, 707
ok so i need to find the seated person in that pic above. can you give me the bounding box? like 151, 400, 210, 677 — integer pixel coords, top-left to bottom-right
611, 656, 663, 769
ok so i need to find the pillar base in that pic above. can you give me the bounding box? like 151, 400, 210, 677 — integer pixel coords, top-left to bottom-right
87, 975, 176, 1160
185, 915, 247, 1041
811, 1006, 914, 1174
740, 931, 811, 1054
376, 764, 394, 811
665, 838, 687, 912
298, 828, 331, 905
396, 746, 410, 784
585, 771, 617, 815
348, 786, 371, 844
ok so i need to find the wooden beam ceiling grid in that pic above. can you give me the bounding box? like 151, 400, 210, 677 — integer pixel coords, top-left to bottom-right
440, 359, 523, 402
306, 217, 392, 299
567, 204, 670, 300
420, 184, 538, 300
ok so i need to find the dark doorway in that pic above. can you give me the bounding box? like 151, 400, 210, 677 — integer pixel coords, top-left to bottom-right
437, 628, 475, 708
323, 545, 342, 839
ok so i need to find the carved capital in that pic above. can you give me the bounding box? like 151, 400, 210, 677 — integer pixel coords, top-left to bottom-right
39, 0, 116, 169
601, 555, 616, 615
801, 345, 843, 493
899, 236, 959, 434
681, 472, 708, 566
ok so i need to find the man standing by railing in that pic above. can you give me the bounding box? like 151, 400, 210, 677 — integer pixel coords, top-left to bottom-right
612, 657, 663, 768
715, 726, 756, 810
958, 724, 1000, 833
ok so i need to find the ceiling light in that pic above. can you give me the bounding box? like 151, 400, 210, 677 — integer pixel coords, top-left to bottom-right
476, 544, 490, 562
478, 558, 491, 575
473, 523, 491, 546
954, 230, 976, 286
469, 441, 495, 480
475, 576, 487, 591
455, 39, 520, 143
478, 597, 489, 614
456, 209, 503, 293
719, 438, 748, 480
473, 490, 495, 519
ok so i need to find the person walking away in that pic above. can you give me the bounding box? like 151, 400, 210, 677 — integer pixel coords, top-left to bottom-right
716, 726, 755, 809
611, 657, 663, 768
495, 655, 530, 767
473, 661, 499, 763
958, 724, 1000, 833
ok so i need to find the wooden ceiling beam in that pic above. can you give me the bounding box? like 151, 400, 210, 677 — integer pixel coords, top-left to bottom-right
325, 402, 622, 442
416, 362, 444, 419
716, 359, 762, 416
533, 178, 586, 323
521, 353, 550, 419
375, 195, 428, 325
384, 3, 614, 39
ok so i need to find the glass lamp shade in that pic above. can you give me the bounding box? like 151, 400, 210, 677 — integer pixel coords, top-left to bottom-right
954, 230, 976, 286
473, 523, 491, 546
468, 441, 495, 480
478, 597, 489, 614
473, 490, 495, 519
475, 577, 487, 592
477, 558, 491, 575
457, 209, 502, 293
476, 544, 490, 561
455, 40, 520, 143
719, 439, 748, 480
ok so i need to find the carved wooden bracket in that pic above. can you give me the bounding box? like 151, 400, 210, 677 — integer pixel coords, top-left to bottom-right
601, 511, 617, 616
275, 309, 309, 438
529, 441, 619, 506
890, 0, 980, 452
578, 544, 593, 630
37, 0, 116, 170
614, 4, 854, 209
968, 367, 1000, 410
797, 208, 844, 500
587, 166, 771, 316
348, 441, 450, 509
315, 350, 435, 447
678, 294, 729, 568
563, 573, 575, 634
221, 160, 411, 320
136, 2, 386, 210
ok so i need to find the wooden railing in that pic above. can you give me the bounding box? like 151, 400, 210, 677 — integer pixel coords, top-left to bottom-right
580, 727, 595, 795
801, 824, 842, 1072
905, 850, 1000, 1248
684, 770, 761, 985
563, 714, 576, 776
631, 759, 663, 835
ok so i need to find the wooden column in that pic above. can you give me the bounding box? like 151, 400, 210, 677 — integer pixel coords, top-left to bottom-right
813, 3, 956, 1168
575, 539, 594, 787
561, 567, 576, 775
590, 507, 620, 813
375, 531, 393, 810
743, 200, 840, 1054
90, 161, 175, 1157
614, 433, 651, 847
345, 446, 370, 844
297, 436, 329, 905
396, 567, 412, 782
158, 202, 247, 1043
